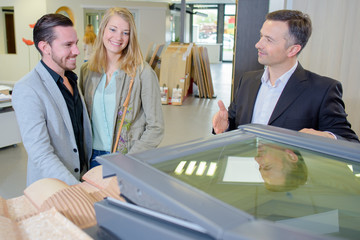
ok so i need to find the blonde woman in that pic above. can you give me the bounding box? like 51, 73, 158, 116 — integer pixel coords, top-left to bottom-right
83, 24, 96, 62
80, 7, 164, 168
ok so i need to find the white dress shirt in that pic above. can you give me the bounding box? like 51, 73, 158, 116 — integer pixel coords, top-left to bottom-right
252, 62, 298, 124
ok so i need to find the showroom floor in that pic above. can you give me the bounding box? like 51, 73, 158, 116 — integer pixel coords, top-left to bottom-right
0, 62, 233, 199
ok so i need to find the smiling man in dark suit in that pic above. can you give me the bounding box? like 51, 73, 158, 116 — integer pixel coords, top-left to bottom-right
212, 9, 359, 143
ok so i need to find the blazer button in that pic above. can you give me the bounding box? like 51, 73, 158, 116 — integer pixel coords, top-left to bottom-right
74, 168, 79, 172
73, 148, 77, 153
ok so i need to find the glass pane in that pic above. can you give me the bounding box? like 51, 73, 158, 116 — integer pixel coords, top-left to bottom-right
151, 137, 360, 240
225, 4, 236, 15
86, 13, 101, 35
222, 15, 235, 61
192, 9, 218, 44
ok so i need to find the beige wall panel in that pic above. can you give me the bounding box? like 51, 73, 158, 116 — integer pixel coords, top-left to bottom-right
292, 0, 360, 136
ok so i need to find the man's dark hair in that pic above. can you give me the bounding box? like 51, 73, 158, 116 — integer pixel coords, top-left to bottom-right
266, 10, 312, 53
265, 149, 308, 192
33, 14, 73, 55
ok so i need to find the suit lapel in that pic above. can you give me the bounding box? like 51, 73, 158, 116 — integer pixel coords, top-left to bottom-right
115, 71, 128, 111
268, 64, 308, 124
245, 73, 262, 123
35, 62, 75, 138
86, 71, 102, 119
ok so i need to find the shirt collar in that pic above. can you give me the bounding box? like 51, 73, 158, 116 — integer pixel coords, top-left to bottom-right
41, 60, 78, 83
261, 61, 298, 87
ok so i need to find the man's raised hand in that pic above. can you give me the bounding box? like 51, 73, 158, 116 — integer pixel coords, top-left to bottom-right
212, 100, 229, 134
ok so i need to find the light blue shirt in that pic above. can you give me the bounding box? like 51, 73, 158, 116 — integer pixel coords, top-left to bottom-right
92, 71, 118, 151
252, 62, 298, 124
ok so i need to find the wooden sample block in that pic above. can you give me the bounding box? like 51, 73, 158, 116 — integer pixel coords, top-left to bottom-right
0, 165, 125, 238
18, 208, 93, 240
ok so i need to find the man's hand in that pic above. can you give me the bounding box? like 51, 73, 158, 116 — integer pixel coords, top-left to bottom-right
212, 100, 229, 134
299, 128, 335, 139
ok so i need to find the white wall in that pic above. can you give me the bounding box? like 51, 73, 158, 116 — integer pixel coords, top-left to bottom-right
291, 0, 360, 137
0, 0, 171, 84
0, 0, 46, 85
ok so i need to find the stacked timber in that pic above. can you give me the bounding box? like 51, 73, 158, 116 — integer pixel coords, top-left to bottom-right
192, 46, 215, 99
158, 43, 193, 105
146, 42, 164, 79
147, 42, 214, 105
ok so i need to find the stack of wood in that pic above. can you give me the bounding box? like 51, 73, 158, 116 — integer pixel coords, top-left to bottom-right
158, 43, 193, 105
0, 166, 124, 239
145, 42, 164, 79
145, 42, 214, 105
192, 46, 215, 99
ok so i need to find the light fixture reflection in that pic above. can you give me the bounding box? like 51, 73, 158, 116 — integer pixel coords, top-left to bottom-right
174, 161, 186, 175
207, 162, 217, 176
196, 161, 207, 176
174, 161, 218, 176
185, 161, 197, 175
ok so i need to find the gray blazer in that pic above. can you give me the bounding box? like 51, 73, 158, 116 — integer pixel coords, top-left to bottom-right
12, 62, 92, 186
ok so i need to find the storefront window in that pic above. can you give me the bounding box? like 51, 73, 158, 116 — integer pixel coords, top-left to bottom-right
192, 8, 218, 44
223, 4, 236, 61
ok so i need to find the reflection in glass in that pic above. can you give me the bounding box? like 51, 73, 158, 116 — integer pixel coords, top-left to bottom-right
255, 143, 308, 192
151, 137, 360, 239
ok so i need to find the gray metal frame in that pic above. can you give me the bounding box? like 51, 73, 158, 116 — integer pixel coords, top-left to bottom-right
94, 124, 350, 239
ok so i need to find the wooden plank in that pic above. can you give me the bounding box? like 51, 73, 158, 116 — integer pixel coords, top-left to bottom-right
199, 46, 210, 98
149, 44, 164, 69
193, 46, 205, 98
159, 43, 192, 104
149, 44, 165, 79
144, 42, 156, 63
200, 47, 214, 98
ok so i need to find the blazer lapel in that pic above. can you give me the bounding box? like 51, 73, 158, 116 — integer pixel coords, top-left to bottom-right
245, 73, 262, 123
35, 62, 75, 138
86, 71, 102, 119
115, 71, 128, 110
268, 64, 308, 124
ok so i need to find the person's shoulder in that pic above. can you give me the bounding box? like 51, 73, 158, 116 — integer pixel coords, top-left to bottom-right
137, 62, 159, 86
80, 61, 96, 80
13, 69, 41, 99
15, 67, 41, 88
140, 62, 153, 72
138, 62, 156, 77
80, 61, 90, 72
303, 68, 340, 85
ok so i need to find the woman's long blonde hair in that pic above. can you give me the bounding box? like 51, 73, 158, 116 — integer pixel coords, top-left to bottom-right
83, 24, 96, 45
88, 7, 144, 78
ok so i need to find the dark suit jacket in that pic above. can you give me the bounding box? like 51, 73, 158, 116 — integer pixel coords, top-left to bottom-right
227, 63, 359, 143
